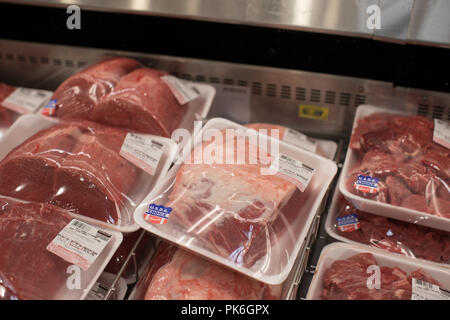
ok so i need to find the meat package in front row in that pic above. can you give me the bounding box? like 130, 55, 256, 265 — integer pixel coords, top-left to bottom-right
51, 57, 187, 137
346, 112, 450, 218
0, 120, 140, 225
133, 242, 280, 300
320, 252, 447, 300
0, 196, 73, 300
334, 196, 450, 265
165, 130, 297, 267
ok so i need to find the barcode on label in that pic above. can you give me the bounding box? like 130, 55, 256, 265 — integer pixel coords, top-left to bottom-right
415, 279, 436, 290
47, 219, 113, 271
412, 278, 450, 300
72, 220, 91, 233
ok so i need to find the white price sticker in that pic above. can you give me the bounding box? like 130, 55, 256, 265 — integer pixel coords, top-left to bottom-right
282, 128, 318, 153
270, 153, 315, 192
2, 87, 53, 114
120, 133, 164, 176
161, 75, 200, 105
433, 119, 450, 149
47, 219, 112, 271
411, 278, 450, 300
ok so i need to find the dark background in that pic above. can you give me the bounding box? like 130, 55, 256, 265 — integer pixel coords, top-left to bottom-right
0, 2, 448, 93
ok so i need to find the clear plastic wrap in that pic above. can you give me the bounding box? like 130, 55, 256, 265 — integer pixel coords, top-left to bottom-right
135, 118, 337, 284
327, 191, 450, 266
0, 196, 123, 300
49, 57, 215, 139
245, 123, 338, 160
130, 242, 281, 300
307, 243, 450, 300
0, 114, 176, 232
340, 105, 450, 231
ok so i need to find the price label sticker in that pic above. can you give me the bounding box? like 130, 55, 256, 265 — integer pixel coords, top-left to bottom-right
120, 133, 164, 176
2, 87, 53, 114
433, 119, 450, 149
270, 153, 315, 192
47, 219, 112, 271
161, 75, 200, 105
411, 278, 450, 300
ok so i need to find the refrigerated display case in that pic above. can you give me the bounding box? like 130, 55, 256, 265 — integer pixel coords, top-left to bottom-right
0, 0, 449, 301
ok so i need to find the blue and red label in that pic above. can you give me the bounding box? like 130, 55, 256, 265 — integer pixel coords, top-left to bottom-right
41, 99, 58, 116
144, 204, 172, 225
337, 213, 360, 232
354, 175, 379, 194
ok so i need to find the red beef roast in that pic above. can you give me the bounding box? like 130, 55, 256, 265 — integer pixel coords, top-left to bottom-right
52, 57, 140, 120
93, 68, 186, 137
0, 120, 138, 225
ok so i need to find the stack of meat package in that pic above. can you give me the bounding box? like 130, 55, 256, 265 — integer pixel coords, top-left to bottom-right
344, 109, 449, 218
133, 117, 338, 300
132, 241, 281, 300
317, 105, 450, 300
0, 57, 194, 300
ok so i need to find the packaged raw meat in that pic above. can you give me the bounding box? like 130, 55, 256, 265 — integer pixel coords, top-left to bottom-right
93, 68, 185, 137
307, 243, 450, 300
0, 114, 177, 232
340, 105, 450, 232
49, 57, 215, 139
134, 118, 337, 284
0, 196, 123, 300
130, 242, 281, 300
245, 123, 338, 160
51, 57, 141, 120
326, 185, 450, 267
